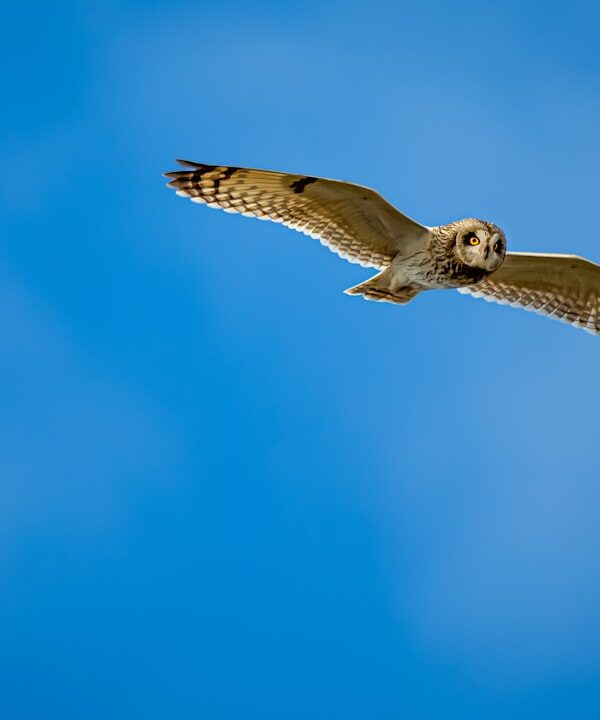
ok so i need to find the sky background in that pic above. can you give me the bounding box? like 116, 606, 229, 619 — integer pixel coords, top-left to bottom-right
2, 1, 600, 717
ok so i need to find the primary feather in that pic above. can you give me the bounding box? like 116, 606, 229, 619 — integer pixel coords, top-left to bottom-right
164, 160, 430, 269
165, 160, 600, 336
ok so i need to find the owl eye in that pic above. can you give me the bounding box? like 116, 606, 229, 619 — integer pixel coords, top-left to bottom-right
494, 240, 504, 254
464, 233, 480, 246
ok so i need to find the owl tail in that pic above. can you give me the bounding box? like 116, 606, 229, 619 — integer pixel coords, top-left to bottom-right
344, 269, 419, 305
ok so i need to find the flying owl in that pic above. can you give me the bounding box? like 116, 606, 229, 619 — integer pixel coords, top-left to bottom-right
164, 160, 600, 335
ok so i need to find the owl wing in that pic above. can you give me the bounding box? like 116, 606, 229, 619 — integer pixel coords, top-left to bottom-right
164, 160, 431, 269
458, 252, 600, 335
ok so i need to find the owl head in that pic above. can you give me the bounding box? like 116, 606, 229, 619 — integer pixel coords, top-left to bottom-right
453, 219, 506, 273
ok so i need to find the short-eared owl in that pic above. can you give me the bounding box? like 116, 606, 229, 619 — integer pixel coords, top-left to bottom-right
164, 160, 600, 335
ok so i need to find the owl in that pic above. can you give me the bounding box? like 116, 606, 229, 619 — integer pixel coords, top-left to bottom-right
164, 160, 600, 335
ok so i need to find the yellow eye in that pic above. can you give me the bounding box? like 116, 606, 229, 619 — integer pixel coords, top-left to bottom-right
469, 235, 480, 246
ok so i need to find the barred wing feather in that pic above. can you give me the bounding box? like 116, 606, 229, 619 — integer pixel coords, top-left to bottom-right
459, 252, 600, 335
164, 160, 430, 269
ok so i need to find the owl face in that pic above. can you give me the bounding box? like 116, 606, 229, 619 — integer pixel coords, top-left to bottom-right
454, 220, 506, 273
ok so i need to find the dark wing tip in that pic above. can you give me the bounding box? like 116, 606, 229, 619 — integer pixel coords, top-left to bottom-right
164, 159, 219, 183
163, 171, 195, 194
163, 170, 189, 189
163, 160, 205, 180
176, 159, 204, 168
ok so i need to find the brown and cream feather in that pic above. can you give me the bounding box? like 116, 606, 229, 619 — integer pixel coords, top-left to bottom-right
459, 252, 600, 335
164, 160, 429, 269
165, 160, 600, 336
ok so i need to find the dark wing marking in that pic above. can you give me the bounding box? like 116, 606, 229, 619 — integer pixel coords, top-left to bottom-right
164, 160, 430, 269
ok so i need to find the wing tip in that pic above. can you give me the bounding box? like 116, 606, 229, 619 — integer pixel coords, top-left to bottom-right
163, 159, 206, 180
175, 158, 204, 168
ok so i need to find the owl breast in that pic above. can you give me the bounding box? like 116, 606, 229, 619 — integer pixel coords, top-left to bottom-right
436, 259, 490, 287
390, 249, 492, 291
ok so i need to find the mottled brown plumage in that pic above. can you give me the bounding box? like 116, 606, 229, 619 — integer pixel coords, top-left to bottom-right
165, 160, 600, 335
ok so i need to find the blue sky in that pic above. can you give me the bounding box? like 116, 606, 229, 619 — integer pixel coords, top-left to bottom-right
2, 1, 600, 717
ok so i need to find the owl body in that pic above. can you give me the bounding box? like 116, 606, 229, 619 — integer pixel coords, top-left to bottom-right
356, 219, 506, 302
165, 160, 600, 335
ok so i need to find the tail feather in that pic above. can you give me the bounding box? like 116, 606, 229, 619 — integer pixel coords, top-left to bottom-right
344, 269, 419, 305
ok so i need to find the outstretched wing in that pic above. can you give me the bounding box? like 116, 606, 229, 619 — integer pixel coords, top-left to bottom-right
164, 160, 430, 269
458, 252, 600, 335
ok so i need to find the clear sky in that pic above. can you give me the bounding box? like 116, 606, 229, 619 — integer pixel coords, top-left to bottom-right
2, 1, 600, 718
